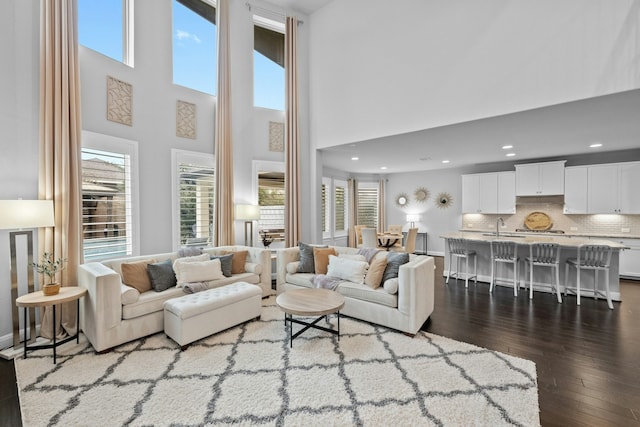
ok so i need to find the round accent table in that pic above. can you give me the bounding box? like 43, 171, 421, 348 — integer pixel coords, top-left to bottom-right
276, 288, 345, 348
16, 286, 87, 363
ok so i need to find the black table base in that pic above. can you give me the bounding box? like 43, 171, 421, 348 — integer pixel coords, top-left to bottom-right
284, 312, 340, 348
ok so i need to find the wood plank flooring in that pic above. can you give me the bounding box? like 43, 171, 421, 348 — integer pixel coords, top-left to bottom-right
1, 256, 638, 426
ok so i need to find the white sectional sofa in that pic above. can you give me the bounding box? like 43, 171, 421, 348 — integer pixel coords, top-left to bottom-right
277, 246, 434, 336
78, 246, 271, 352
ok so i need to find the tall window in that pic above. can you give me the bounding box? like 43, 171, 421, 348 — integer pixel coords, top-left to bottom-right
81, 132, 138, 261
258, 171, 285, 242
322, 177, 349, 239
172, 150, 215, 247
173, 0, 217, 95
357, 182, 379, 228
78, 0, 134, 66
253, 16, 285, 110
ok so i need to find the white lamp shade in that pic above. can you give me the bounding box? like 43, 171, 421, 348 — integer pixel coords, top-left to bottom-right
0, 200, 55, 229
235, 204, 260, 221
406, 214, 421, 223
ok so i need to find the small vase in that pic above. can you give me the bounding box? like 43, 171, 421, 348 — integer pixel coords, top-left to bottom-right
43, 283, 61, 296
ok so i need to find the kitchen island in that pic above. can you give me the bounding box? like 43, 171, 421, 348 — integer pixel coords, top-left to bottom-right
440, 231, 628, 302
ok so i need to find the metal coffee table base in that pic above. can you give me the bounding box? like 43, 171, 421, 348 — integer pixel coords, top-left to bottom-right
284, 312, 340, 348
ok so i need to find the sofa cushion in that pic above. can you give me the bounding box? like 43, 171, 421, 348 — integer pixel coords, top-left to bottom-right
121, 259, 155, 293
364, 254, 387, 289
121, 284, 140, 305
174, 259, 224, 286
286, 261, 300, 274
313, 247, 337, 275
336, 281, 398, 308
326, 255, 368, 284
147, 259, 177, 292
210, 253, 234, 277
244, 262, 262, 275
122, 287, 185, 320
297, 242, 327, 273
382, 252, 410, 283
285, 272, 315, 289
338, 253, 367, 262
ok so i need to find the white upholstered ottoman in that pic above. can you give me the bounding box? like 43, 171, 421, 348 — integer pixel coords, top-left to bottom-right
163, 282, 262, 348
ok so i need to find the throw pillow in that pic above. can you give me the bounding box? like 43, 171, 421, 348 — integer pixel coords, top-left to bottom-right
339, 253, 367, 262
147, 259, 177, 292
230, 250, 249, 274
120, 259, 155, 293
383, 277, 399, 294
364, 254, 388, 289
173, 259, 224, 286
313, 247, 337, 275
326, 255, 369, 284
381, 252, 410, 284
210, 253, 234, 277
297, 242, 328, 273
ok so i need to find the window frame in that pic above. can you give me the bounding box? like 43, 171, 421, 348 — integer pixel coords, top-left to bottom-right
78, 0, 134, 67
81, 130, 140, 260
321, 177, 349, 240
252, 14, 285, 111
356, 181, 379, 229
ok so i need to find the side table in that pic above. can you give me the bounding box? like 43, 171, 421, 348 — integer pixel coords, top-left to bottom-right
15, 286, 87, 363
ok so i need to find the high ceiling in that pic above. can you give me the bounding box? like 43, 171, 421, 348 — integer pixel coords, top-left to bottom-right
265, 0, 333, 15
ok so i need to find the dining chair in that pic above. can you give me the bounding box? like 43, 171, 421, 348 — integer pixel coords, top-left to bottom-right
490, 240, 520, 296
524, 243, 562, 303
564, 244, 613, 309
445, 237, 477, 288
391, 228, 418, 254
354, 225, 366, 247
386, 224, 403, 247
361, 227, 378, 249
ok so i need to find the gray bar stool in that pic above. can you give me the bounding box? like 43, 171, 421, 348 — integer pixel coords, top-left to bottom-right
564, 244, 613, 309
525, 243, 562, 303
490, 240, 520, 296
445, 238, 477, 288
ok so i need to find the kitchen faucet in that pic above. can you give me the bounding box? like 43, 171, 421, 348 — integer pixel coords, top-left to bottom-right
496, 217, 504, 238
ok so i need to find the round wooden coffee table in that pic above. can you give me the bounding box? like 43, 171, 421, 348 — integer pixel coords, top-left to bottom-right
276, 288, 345, 347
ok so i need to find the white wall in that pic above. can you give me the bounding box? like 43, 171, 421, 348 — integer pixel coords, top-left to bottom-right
309, 0, 640, 149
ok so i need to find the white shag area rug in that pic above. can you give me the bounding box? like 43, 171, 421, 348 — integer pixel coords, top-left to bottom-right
15, 297, 540, 426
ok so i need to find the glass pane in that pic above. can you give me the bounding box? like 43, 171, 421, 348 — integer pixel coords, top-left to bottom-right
78, 0, 123, 62
179, 163, 215, 246
254, 23, 285, 110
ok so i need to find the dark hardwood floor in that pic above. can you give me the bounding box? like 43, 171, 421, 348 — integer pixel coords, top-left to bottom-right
1, 256, 639, 426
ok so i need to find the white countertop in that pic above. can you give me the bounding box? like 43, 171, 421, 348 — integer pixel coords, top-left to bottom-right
442, 231, 629, 249
458, 229, 640, 240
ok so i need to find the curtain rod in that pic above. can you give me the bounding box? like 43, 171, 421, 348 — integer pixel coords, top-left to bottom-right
245, 2, 304, 24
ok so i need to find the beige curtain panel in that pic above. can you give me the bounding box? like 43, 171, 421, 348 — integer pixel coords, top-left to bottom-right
214, 0, 234, 246
348, 178, 357, 247
378, 178, 386, 233
284, 16, 301, 247
38, 0, 83, 339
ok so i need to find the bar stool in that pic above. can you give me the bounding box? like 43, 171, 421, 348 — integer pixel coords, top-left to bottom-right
564, 244, 613, 309
490, 240, 519, 296
524, 243, 562, 303
445, 238, 477, 288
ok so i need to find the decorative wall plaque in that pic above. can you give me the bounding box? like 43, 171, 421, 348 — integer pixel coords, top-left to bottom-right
436, 192, 453, 209
414, 187, 430, 203
106, 76, 132, 126
269, 121, 284, 152
176, 100, 196, 139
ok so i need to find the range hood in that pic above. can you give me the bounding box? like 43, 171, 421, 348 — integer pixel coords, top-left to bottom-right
515, 195, 565, 205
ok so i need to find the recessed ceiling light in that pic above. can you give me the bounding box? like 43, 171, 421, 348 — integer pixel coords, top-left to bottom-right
590, 143, 603, 148
380, 166, 387, 170
351, 156, 359, 161
441, 160, 450, 164
502, 145, 513, 150
506, 153, 516, 157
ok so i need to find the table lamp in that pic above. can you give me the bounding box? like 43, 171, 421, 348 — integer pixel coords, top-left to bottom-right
406, 214, 421, 229
235, 204, 260, 247
0, 200, 54, 354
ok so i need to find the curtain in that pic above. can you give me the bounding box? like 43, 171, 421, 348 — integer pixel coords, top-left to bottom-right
284, 17, 301, 247
214, 0, 234, 246
348, 178, 357, 247
38, 0, 83, 339
378, 178, 386, 233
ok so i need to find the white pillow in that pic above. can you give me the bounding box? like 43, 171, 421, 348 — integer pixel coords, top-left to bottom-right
326, 255, 369, 284
338, 253, 367, 262
286, 262, 300, 274
120, 284, 140, 305
173, 259, 224, 286
383, 278, 399, 294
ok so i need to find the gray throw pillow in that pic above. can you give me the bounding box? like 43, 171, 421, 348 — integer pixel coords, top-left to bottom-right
147, 259, 177, 292
211, 253, 234, 277
296, 241, 328, 273
381, 252, 410, 284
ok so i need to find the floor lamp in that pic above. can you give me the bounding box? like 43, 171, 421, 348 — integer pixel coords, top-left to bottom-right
0, 200, 54, 358
235, 204, 260, 247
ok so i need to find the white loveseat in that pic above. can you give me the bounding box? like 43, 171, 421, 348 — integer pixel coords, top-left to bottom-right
277, 246, 434, 335
78, 246, 271, 352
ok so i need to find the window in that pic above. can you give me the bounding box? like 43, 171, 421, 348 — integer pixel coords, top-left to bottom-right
173, 0, 217, 95
322, 177, 349, 239
357, 182, 379, 228
258, 171, 285, 243
172, 150, 215, 248
78, 0, 134, 65
81, 132, 138, 261
253, 16, 285, 110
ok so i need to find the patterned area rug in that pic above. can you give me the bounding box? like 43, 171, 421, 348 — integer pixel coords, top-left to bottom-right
15, 297, 539, 426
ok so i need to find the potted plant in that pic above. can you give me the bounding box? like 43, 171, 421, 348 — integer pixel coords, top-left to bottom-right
33, 252, 67, 296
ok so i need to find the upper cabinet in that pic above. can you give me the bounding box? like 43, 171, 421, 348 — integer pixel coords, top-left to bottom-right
563, 166, 588, 214
588, 162, 640, 214
515, 161, 566, 196
462, 171, 515, 214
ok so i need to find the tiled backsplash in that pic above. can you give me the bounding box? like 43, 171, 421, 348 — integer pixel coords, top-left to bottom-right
462, 203, 640, 236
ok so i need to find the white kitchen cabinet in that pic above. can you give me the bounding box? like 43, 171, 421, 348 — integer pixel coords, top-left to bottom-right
563, 166, 588, 214
619, 239, 640, 279
515, 161, 566, 196
462, 172, 514, 214
588, 162, 640, 214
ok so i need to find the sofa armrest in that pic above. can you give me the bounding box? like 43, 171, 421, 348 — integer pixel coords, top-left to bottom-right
210, 246, 272, 296
78, 262, 124, 341
276, 247, 300, 293
397, 256, 435, 322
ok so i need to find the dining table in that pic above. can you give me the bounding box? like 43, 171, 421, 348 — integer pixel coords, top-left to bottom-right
377, 233, 403, 250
